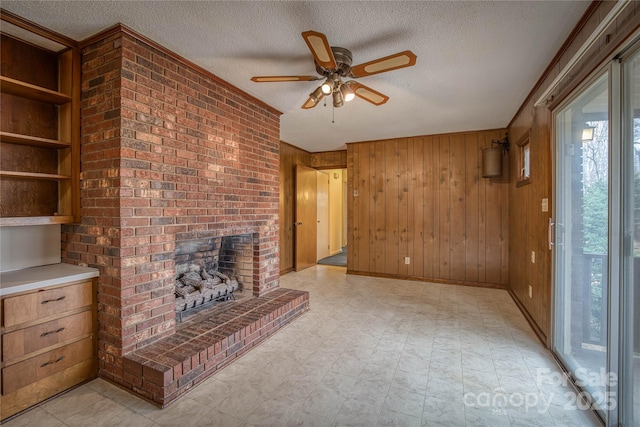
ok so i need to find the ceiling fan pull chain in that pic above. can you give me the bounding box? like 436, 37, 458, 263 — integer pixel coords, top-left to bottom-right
332, 104, 335, 124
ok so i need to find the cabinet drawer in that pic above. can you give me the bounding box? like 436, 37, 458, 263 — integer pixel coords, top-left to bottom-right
2, 310, 93, 362
1, 336, 93, 395
2, 281, 92, 328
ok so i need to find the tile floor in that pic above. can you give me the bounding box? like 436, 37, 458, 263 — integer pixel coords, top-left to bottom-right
3, 266, 602, 426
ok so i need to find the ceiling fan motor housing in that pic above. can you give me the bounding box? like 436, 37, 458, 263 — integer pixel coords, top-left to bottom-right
315, 46, 353, 76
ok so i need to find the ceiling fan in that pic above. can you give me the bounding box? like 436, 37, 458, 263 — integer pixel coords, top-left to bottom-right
251, 31, 417, 109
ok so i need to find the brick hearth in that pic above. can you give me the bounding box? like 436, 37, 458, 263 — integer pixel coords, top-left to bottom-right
122, 288, 309, 407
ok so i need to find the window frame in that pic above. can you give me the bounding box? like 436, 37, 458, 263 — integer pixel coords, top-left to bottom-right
516, 130, 532, 187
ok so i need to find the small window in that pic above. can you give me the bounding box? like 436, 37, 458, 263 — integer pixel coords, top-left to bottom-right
517, 133, 531, 186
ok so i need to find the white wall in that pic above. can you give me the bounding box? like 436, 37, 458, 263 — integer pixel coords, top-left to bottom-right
316, 171, 330, 260
0, 225, 61, 272
328, 169, 344, 255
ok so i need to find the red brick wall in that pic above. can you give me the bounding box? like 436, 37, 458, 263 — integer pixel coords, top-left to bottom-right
62, 27, 280, 388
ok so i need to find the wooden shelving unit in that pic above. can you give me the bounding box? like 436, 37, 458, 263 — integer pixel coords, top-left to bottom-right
0, 131, 71, 148
0, 10, 80, 226
0, 171, 71, 180
0, 76, 72, 104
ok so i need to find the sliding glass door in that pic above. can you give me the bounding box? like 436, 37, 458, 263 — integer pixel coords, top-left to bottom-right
554, 72, 610, 419
553, 47, 640, 426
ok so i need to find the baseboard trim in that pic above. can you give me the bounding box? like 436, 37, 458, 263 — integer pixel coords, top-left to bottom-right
346, 269, 507, 290
508, 288, 549, 347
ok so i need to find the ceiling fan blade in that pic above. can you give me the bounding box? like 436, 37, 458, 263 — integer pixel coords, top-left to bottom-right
301, 30, 337, 70
350, 50, 417, 78
349, 82, 389, 106
251, 76, 320, 82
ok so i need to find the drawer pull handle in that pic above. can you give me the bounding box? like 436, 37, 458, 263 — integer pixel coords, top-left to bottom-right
41, 295, 66, 304
40, 356, 65, 368
41, 327, 65, 337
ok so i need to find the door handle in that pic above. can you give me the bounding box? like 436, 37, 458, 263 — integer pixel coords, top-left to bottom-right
294, 222, 302, 226
548, 218, 555, 250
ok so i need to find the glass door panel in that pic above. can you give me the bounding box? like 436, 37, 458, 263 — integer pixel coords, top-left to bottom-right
623, 49, 640, 427
554, 73, 609, 415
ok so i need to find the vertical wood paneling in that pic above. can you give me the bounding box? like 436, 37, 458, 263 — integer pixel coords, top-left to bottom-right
347, 146, 355, 269
368, 144, 377, 270
478, 133, 489, 283
411, 138, 425, 277
311, 150, 347, 169
485, 130, 503, 284
449, 134, 466, 281
399, 139, 410, 276
357, 143, 370, 272
385, 140, 400, 275
465, 132, 479, 282
424, 136, 436, 279
438, 136, 450, 279
374, 141, 386, 273
347, 129, 508, 288
350, 143, 360, 270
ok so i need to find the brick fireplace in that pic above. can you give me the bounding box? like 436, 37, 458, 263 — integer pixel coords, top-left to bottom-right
61, 25, 309, 406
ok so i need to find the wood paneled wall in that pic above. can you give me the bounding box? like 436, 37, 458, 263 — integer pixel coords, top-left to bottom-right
347, 130, 508, 288
311, 150, 347, 169
507, 2, 640, 344
279, 142, 312, 273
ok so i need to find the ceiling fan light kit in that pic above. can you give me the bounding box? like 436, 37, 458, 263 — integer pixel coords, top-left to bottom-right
340, 81, 355, 102
320, 76, 335, 95
251, 30, 416, 109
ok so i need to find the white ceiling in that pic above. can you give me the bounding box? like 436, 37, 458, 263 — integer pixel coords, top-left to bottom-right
1, 1, 590, 152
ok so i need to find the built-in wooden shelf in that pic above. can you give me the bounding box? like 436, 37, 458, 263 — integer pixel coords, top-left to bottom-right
0, 76, 71, 104
0, 131, 70, 148
0, 171, 70, 180
0, 11, 80, 226
0, 216, 75, 227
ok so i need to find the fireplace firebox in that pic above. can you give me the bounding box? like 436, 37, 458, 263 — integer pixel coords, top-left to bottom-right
174, 234, 254, 321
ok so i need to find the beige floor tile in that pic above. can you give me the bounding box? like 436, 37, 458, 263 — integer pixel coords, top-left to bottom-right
285, 409, 334, 427
40, 384, 106, 420
333, 397, 381, 427
390, 369, 428, 395
3, 265, 604, 427
63, 397, 129, 427
143, 397, 215, 427
348, 377, 390, 408
376, 408, 421, 427
382, 386, 425, 418
1, 407, 64, 427
100, 408, 159, 427
422, 396, 466, 426
464, 405, 511, 427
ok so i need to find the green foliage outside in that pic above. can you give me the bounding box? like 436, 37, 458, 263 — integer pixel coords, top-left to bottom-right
582, 179, 608, 255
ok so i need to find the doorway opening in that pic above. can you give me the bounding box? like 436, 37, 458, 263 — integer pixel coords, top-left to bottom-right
316, 168, 347, 266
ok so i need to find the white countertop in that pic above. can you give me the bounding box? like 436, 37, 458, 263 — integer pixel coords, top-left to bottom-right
0, 263, 99, 296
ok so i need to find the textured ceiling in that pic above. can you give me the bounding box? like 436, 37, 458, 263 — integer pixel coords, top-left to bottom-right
1, 1, 590, 152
